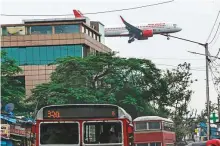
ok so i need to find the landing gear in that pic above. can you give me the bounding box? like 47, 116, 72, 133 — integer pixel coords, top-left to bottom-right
166, 34, 170, 40
128, 38, 135, 43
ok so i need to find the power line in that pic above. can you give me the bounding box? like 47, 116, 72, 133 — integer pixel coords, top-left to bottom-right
206, 10, 220, 43
155, 63, 210, 72
187, 50, 220, 60
145, 57, 204, 60
0, 0, 174, 17
209, 22, 220, 45
209, 64, 220, 95
210, 28, 220, 49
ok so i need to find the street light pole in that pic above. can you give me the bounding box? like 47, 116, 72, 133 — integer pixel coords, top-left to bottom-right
162, 34, 211, 140
205, 43, 210, 140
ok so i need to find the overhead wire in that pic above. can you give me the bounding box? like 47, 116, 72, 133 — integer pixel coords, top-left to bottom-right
209, 64, 220, 95
0, 0, 174, 17
210, 29, 220, 48
206, 10, 220, 43
208, 22, 220, 44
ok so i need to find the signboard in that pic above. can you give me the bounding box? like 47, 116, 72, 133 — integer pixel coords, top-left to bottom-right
43, 105, 118, 119
2, 26, 26, 36
1, 124, 10, 139
10, 125, 26, 136
10, 125, 32, 138
210, 113, 219, 123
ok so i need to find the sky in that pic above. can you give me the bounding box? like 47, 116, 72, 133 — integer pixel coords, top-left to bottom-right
1, 0, 220, 113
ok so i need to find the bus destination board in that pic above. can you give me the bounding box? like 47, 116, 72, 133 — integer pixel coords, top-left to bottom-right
43, 105, 119, 119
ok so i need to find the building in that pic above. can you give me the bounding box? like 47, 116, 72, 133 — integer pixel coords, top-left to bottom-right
1, 17, 111, 97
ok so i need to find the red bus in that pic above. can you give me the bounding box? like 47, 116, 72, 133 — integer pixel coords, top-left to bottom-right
133, 116, 176, 146
32, 104, 134, 146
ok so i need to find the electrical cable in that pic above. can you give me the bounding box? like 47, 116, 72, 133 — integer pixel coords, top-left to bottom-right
206, 10, 220, 43
0, 0, 174, 17
209, 64, 220, 95
210, 26, 220, 48
209, 22, 220, 45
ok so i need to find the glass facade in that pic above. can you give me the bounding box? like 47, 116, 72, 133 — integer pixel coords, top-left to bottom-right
2, 45, 83, 65
31, 26, 52, 34
55, 25, 79, 34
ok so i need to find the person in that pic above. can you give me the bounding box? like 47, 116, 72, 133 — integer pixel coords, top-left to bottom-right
206, 139, 220, 146
109, 127, 118, 143
99, 125, 112, 143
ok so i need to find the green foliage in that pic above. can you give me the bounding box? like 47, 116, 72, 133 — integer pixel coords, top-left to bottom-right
1, 51, 28, 114
29, 52, 195, 124
196, 101, 218, 123
30, 53, 164, 117
161, 63, 198, 141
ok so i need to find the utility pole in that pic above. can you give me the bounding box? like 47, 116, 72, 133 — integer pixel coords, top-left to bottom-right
161, 34, 211, 140
218, 96, 220, 130
205, 43, 210, 140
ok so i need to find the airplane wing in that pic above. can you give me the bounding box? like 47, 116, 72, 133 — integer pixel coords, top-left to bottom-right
120, 16, 142, 36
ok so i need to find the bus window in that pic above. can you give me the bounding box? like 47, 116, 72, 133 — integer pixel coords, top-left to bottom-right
164, 122, 174, 131
40, 122, 79, 144
150, 142, 161, 146
135, 122, 147, 131
148, 122, 161, 130
83, 121, 122, 144
137, 143, 148, 146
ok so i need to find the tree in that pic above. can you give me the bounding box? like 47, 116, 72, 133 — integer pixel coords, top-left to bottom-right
196, 101, 218, 123
1, 51, 28, 114
29, 53, 196, 123
161, 63, 197, 142
30, 52, 167, 118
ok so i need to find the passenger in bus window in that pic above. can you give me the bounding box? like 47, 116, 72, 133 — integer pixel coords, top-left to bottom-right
109, 127, 119, 143
99, 124, 112, 143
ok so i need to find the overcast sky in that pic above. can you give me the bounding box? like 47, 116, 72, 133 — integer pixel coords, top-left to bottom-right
1, 0, 220, 113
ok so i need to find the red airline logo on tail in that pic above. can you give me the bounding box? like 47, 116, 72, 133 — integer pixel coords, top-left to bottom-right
73, 10, 84, 18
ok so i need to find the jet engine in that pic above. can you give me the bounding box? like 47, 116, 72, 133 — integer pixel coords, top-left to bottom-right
141, 29, 153, 37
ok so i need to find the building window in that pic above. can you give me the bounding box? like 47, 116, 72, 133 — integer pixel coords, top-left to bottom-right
85, 29, 88, 35
31, 26, 52, 34
2, 45, 82, 65
1, 27, 8, 36
93, 34, 96, 39
148, 122, 160, 130
54, 25, 79, 34
81, 26, 85, 33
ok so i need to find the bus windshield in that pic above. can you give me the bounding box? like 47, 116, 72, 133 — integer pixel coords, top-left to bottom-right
83, 121, 123, 145
40, 122, 79, 145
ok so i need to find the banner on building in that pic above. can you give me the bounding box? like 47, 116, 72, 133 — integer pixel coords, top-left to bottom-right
1, 124, 10, 139
10, 125, 32, 138
6, 26, 25, 35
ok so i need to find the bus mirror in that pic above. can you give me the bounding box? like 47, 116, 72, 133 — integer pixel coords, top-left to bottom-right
128, 125, 133, 133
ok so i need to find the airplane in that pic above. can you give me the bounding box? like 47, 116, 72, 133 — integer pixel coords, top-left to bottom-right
105, 16, 182, 43
72, 10, 182, 43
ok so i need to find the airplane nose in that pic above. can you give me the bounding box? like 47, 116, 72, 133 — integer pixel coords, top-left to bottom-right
178, 27, 182, 32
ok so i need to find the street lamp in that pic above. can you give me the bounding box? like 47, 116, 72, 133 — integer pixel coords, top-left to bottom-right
161, 34, 211, 140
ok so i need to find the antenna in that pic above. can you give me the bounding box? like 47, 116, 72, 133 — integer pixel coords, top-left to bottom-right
5, 103, 15, 113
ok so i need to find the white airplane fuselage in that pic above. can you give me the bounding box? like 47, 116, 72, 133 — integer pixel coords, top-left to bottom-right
105, 23, 182, 39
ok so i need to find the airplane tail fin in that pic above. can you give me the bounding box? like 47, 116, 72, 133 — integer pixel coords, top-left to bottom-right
120, 16, 126, 23
73, 10, 84, 18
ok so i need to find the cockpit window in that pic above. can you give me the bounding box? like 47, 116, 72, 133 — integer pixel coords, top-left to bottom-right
173, 24, 177, 28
